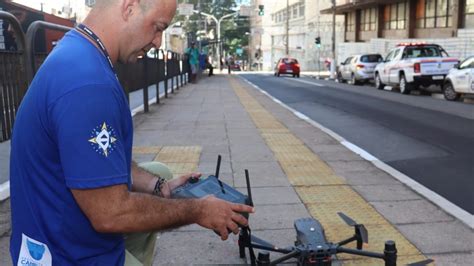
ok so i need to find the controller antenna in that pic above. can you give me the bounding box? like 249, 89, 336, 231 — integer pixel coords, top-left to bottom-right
215, 155, 221, 178
215, 155, 225, 194
245, 169, 253, 207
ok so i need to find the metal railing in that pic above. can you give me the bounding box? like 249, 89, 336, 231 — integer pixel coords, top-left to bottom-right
25, 21, 72, 84
0, 11, 27, 143
0, 11, 191, 143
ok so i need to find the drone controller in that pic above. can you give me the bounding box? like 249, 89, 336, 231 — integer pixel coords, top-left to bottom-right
171, 155, 252, 219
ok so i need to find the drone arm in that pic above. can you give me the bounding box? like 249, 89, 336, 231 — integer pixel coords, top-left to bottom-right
336, 246, 384, 259
269, 250, 300, 265
249, 243, 293, 254
337, 235, 357, 246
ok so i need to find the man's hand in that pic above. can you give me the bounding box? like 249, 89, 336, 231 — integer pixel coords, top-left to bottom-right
195, 196, 255, 240
160, 172, 202, 198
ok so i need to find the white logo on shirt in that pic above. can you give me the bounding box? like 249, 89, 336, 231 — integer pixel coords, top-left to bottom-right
88, 122, 117, 157
18, 233, 52, 266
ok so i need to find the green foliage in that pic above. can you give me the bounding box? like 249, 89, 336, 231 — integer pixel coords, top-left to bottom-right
174, 0, 250, 59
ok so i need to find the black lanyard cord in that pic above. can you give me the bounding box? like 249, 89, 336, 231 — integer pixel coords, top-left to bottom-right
76, 23, 118, 79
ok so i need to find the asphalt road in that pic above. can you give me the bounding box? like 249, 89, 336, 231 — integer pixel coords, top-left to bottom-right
241, 73, 474, 214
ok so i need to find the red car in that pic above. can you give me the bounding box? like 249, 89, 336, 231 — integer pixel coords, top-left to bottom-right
274, 58, 300, 78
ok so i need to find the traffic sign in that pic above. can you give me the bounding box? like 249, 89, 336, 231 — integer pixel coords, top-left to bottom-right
169, 27, 183, 35
178, 3, 194, 16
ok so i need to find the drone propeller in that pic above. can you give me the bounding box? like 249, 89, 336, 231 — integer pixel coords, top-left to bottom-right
406, 259, 434, 266
357, 224, 369, 244
338, 212, 357, 226
337, 212, 368, 245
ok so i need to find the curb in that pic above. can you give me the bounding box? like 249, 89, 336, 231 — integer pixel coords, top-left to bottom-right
240, 76, 474, 229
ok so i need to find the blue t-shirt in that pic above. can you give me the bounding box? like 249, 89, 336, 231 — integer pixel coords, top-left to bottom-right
10, 30, 133, 265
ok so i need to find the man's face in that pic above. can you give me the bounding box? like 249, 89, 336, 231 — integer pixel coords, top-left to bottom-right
120, 0, 177, 64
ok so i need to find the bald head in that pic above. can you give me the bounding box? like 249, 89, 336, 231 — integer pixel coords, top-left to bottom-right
93, 0, 172, 13
82, 0, 177, 64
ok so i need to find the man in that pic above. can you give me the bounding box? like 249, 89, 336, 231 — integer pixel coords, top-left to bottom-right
9, 0, 253, 265
185, 41, 200, 83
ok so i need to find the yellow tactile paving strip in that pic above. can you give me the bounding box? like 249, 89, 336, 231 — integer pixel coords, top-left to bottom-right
132, 145, 201, 177
132, 146, 162, 154
229, 77, 428, 265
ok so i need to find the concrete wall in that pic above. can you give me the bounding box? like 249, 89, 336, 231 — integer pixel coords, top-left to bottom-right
382, 29, 409, 39
360, 30, 377, 41
337, 28, 474, 63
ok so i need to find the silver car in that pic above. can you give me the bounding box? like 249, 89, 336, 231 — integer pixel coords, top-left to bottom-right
337, 54, 383, 85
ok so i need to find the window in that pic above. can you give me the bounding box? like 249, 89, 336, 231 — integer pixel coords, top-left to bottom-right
299, 3, 305, 17
293, 5, 298, 18
392, 49, 402, 60
346, 12, 355, 32
416, 0, 453, 28
459, 56, 474, 69
361, 8, 377, 31
385, 50, 395, 62
384, 1, 407, 30
360, 54, 383, 63
403, 45, 442, 58
465, 0, 474, 28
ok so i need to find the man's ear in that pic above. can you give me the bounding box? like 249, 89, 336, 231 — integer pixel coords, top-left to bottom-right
120, 0, 140, 21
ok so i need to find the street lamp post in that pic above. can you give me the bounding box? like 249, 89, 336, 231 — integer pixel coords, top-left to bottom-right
194, 10, 237, 71
330, 0, 336, 80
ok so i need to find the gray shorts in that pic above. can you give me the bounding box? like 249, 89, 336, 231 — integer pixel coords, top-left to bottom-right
190, 64, 198, 74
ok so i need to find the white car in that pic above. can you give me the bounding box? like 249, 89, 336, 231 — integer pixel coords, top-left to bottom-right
443, 56, 474, 101
337, 54, 383, 85
374, 43, 459, 94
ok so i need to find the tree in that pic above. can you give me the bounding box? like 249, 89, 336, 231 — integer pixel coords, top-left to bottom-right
175, 0, 250, 60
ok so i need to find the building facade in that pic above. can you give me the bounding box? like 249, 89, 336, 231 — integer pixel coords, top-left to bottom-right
322, 0, 474, 62
250, 0, 345, 71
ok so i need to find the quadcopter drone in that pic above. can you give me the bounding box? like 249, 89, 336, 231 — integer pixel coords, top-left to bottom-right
172, 155, 434, 266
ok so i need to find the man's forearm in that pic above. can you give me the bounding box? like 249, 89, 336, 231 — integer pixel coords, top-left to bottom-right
101, 192, 201, 233
130, 161, 157, 194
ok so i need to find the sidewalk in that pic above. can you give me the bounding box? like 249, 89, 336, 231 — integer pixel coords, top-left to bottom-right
133, 74, 471, 265
1, 73, 472, 265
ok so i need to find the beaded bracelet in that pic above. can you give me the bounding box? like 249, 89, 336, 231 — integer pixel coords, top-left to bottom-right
152, 176, 167, 197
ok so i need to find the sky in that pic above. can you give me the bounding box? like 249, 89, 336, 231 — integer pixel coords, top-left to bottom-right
13, 0, 253, 13
13, 0, 75, 12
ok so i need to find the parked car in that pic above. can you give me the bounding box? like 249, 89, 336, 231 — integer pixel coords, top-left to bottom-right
337, 54, 383, 85
374, 43, 459, 94
443, 56, 474, 101
274, 58, 300, 77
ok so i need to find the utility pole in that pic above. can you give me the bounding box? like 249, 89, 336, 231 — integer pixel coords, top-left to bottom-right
330, 0, 336, 80
317, 0, 321, 78
285, 0, 289, 56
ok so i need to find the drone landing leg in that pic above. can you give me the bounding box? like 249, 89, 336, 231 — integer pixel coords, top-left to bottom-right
239, 231, 246, 258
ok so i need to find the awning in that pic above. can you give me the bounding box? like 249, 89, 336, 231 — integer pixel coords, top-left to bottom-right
320, 0, 403, 15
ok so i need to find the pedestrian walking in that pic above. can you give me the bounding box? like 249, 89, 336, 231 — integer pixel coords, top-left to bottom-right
9, 0, 254, 265
185, 41, 200, 83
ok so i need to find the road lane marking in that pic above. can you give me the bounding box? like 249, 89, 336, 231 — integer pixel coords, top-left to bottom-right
240, 75, 474, 229
284, 77, 324, 87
